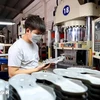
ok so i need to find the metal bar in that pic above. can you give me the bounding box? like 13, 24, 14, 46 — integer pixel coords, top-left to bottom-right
55, 26, 59, 68
48, 30, 52, 58
0, 5, 19, 13
55, 26, 59, 43
87, 17, 92, 41
86, 50, 88, 66
64, 28, 67, 41
0, 0, 9, 17
12, 0, 34, 19
5, 0, 21, 18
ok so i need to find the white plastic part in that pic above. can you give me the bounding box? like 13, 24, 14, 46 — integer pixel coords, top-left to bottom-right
42, 56, 65, 65
32, 72, 87, 94
67, 67, 100, 75
0, 79, 8, 100
53, 68, 100, 85
9, 74, 56, 100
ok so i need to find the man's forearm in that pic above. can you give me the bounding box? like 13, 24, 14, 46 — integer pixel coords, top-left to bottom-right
10, 67, 39, 77
16, 68, 38, 74
9, 64, 46, 77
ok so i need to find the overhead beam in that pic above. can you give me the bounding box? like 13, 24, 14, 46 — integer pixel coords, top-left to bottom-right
78, 0, 84, 4
0, 5, 20, 13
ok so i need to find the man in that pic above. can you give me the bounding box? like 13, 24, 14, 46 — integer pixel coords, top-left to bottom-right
8, 15, 50, 77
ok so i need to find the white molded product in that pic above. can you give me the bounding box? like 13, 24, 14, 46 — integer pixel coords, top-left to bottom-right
43, 56, 65, 65
9, 74, 56, 100
53, 68, 100, 85
32, 72, 87, 94
0, 79, 8, 100
67, 67, 100, 75
38, 83, 56, 97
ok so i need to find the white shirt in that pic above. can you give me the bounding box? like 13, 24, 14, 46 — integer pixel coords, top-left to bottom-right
8, 38, 39, 69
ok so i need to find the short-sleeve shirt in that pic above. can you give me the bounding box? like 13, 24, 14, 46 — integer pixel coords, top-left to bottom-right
8, 38, 39, 69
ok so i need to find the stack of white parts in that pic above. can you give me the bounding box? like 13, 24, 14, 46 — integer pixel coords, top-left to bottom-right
53, 68, 100, 100
32, 72, 88, 100
0, 79, 8, 100
8, 74, 56, 100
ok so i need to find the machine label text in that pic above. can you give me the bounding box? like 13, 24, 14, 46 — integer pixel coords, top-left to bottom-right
63, 5, 70, 16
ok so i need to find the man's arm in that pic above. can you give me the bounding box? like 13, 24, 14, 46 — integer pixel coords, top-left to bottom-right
8, 64, 47, 77
9, 67, 36, 77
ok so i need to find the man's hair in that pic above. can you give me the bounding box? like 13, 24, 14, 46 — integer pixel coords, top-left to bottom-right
25, 14, 46, 34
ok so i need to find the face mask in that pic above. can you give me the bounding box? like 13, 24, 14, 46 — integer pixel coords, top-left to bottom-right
31, 33, 42, 43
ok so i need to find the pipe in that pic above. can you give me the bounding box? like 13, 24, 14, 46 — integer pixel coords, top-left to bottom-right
54, 26, 59, 68
42, 0, 47, 43
86, 17, 92, 41
55, 26, 59, 43
48, 30, 51, 59
64, 28, 67, 41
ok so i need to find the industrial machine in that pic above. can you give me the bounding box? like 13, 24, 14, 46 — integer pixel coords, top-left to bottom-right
54, 0, 100, 67
92, 17, 100, 70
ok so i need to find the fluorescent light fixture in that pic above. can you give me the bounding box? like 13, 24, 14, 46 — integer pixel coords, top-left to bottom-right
0, 35, 5, 37
0, 21, 15, 25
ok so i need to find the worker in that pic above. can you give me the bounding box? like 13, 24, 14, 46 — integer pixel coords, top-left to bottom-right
8, 14, 50, 77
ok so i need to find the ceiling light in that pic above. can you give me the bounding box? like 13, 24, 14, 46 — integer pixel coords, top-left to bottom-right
0, 35, 5, 37
0, 22, 15, 25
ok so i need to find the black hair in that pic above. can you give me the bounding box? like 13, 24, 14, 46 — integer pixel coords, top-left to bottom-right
25, 14, 46, 34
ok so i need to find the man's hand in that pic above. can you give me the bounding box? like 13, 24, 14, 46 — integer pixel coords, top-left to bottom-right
43, 63, 51, 70
35, 63, 46, 71
9, 63, 52, 77
36, 63, 52, 71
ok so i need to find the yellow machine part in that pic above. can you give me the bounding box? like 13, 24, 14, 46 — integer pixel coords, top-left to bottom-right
88, 48, 92, 67
48, 47, 52, 59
